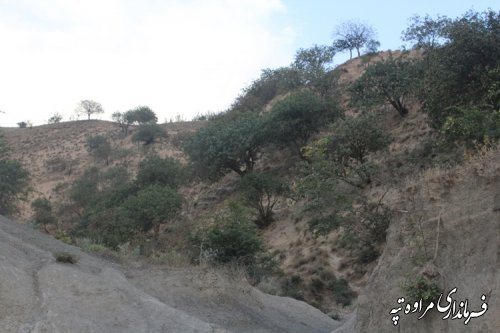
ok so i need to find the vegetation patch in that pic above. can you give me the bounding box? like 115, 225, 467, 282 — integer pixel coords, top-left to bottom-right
54, 251, 79, 264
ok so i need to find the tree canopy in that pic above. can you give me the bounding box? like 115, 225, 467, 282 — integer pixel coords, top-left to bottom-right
414, 10, 500, 144
0, 131, 29, 216
131, 124, 167, 145
333, 20, 378, 58
77, 100, 104, 120
126, 106, 158, 124
184, 112, 266, 180
350, 57, 418, 116
268, 91, 342, 158
121, 184, 183, 239
0, 159, 30, 215
136, 155, 186, 189
86, 135, 112, 165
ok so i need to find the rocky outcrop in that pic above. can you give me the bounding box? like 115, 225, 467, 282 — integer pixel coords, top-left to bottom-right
0, 215, 339, 333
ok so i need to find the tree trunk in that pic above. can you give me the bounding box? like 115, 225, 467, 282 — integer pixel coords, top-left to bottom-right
389, 99, 409, 117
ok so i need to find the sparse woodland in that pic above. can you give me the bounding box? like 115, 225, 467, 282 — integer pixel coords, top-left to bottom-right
1, 9, 499, 322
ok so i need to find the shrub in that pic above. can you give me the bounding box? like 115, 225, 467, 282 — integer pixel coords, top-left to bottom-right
281, 275, 305, 301
132, 124, 167, 145
402, 276, 442, 305
45, 156, 68, 173
231, 67, 303, 113
136, 155, 186, 189
78, 206, 137, 250
327, 113, 391, 165
184, 112, 266, 180
416, 10, 500, 134
441, 107, 500, 146
0, 131, 11, 158
86, 135, 112, 165
268, 91, 341, 158
295, 158, 357, 237
194, 203, 263, 266
238, 172, 289, 228
31, 197, 57, 232
69, 167, 100, 211
325, 113, 391, 185
327, 277, 357, 306
349, 57, 418, 116
54, 252, 79, 264
121, 184, 183, 240
48, 113, 63, 124
307, 214, 342, 237
0, 159, 30, 215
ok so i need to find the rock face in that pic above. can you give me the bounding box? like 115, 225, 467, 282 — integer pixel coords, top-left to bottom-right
333, 152, 500, 333
0, 215, 339, 333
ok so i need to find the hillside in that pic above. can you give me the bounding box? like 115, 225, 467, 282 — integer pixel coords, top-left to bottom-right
1, 11, 500, 332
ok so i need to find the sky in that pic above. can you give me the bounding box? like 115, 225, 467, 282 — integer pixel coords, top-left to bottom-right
0, 0, 498, 127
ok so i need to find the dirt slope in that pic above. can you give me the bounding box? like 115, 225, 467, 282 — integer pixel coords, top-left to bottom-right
0, 214, 339, 333
333, 148, 500, 332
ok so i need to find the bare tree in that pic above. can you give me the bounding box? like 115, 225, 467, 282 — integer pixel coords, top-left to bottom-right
333, 20, 378, 58
76, 100, 104, 120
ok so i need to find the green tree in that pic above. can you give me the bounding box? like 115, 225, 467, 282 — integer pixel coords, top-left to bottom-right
126, 106, 158, 124
350, 57, 418, 116
325, 113, 391, 184
48, 113, 63, 124
268, 91, 341, 158
332, 20, 378, 58
17, 121, 27, 128
239, 172, 289, 228
184, 112, 266, 179
131, 124, 167, 145
31, 197, 57, 233
112, 111, 132, 135
69, 167, 100, 213
327, 114, 392, 165
231, 67, 303, 112
0, 132, 29, 215
136, 155, 186, 189
441, 107, 500, 146
401, 14, 451, 50
195, 203, 263, 266
86, 135, 112, 165
121, 184, 183, 240
415, 10, 500, 142
292, 45, 335, 90
0, 159, 30, 215
69, 166, 136, 248
76, 100, 104, 120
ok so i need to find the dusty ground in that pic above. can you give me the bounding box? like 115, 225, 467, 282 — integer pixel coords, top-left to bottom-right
334, 147, 500, 333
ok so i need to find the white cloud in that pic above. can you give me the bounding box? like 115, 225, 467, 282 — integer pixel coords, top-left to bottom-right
0, 0, 295, 126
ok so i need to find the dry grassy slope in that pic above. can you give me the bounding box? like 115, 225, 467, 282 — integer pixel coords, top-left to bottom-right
2, 120, 204, 221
